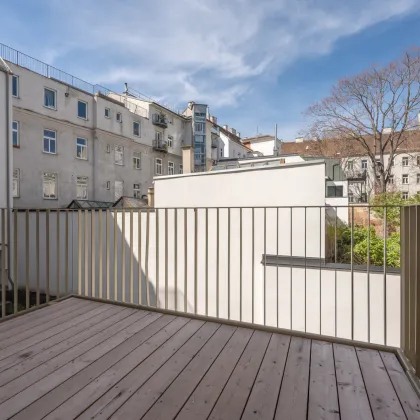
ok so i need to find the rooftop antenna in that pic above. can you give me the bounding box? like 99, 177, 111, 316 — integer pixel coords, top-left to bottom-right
123, 83, 128, 95
273, 123, 279, 156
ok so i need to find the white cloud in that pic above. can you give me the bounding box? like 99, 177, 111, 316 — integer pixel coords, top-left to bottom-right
11, 0, 420, 109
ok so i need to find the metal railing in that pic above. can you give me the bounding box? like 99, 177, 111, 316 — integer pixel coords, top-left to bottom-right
0, 205, 406, 349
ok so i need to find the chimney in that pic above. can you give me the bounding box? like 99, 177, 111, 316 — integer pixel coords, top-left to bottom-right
223, 125, 228, 131
295, 137, 304, 143
182, 145, 194, 174
229, 128, 236, 135
147, 187, 154, 208
211, 116, 218, 125
237, 132, 241, 138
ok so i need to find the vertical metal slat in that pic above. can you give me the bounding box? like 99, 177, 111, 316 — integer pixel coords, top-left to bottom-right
121, 209, 126, 302
205, 208, 209, 317
145, 209, 150, 306
156, 209, 159, 309
26, 210, 30, 309
78, 210, 82, 296
113, 210, 118, 301
384, 206, 388, 346
65, 211, 69, 296
194, 209, 198, 314
46, 209, 50, 302
91, 210, 96, 299
14, 210, 18, 313
1, 210, 6, 318
130, 209, 134, 304
351, 206, 354, 340
165, 209, 168, 310
228, 208, 231, 320
106, 210, 110, 300
98, 210, 103, 299
240, 208, 243, 323
138, 209, 142, 305
184, 208, 187, 313
174, 208, 178, 311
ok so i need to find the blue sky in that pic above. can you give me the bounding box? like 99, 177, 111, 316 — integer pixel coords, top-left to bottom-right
1, 0, 420, 140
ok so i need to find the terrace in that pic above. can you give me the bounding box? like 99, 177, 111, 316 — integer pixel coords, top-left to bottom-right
0, 204, 420, 419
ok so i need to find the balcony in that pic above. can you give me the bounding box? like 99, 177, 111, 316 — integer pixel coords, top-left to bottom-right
152, 113, 168, 128
152, 139, 168, 153
0, 205, 419, 419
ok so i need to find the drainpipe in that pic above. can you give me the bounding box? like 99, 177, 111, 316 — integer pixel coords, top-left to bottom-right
4, 68, 13, 288
92, 96, 97, 200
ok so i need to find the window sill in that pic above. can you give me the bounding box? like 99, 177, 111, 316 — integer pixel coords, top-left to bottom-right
12, 95, 20, 99
43, 151, 57, 155
77, 116, 88, 121
115, 163, 124, 166
76, 157, 88, 161
13, 145, 20, 149
43, 105, 57, 111
43, 197, 58, 200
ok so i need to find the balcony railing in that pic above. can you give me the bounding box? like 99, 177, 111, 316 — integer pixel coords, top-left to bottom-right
152, 114, 168, 128
152, 139, 168, 152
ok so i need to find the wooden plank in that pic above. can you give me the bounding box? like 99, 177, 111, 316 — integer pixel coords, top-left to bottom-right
0, 303, 119, 374
0, 305, 127, 385
175, 327, 253, 420
42, 317, 191, 420
77, 319, 206, 420
208, 330, 271, 420
142, 324, 237, 420
356, 347, 407, 420
0, 298, 80, 334
334, 343, 373, 420
0, 309, 152, 419
380, 351, 420, 420
0, 301, 104, 362
241, 333, 290, 420
12, 314, 177, 420
103, 322, 220, 420
308, 340, 340, 420
0, 299, 91, 342
275, 336, 311, 420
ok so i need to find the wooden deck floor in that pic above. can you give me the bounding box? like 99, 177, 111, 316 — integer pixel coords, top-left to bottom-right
0, 298, 419, 420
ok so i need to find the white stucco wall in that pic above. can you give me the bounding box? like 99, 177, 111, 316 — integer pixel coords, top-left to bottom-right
247, 139, 275, 156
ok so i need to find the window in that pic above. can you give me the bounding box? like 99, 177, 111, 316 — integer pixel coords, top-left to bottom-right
348, 192, 354, 203
104, 108, 110, 118
133, 183, 141, 198
76, 138, 88, 160
76, 176, 88, 199
347, 160, 354, 170
403, 174, 409, 184
179, 164, 183, 174
116, 112, 122, 123
167, 135, 173, 148
403, 156, 409, 167
417, 174, 420, 184
195, 123, 205, 132
168, 161, 174, 175
13, 169, 19, 198
105, 144, 111, 153
155, 131, 162, 142
361, 160, 368, 170
114, 145, 124, 165
43, 129, 56, 154
133, 121, 140, 137
115, 180, 123, 200
133, 151, 141, 169
403, 192, 409, 200
389, 175, 394, 184
417, 156, 420, 166
106, 181, 110, 190
43, 172, 57, 199
77, 100, 87, 119
12, 75, 19, 98
326, 185, 344, 197
156, 158, 162, 175
12, 121, 19, 147
220, 149, 223, 157
44, 88, 56, 109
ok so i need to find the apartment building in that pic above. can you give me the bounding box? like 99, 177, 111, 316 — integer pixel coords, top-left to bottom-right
0, 44, 245, 208
242, 134, 282, 156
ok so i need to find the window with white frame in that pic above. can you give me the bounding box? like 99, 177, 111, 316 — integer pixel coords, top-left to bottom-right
13, 169, 20, 198
76, 176, 88, 199
133, 121, 140, 137
77, 100, 88, 119
115, 180, 123, 200
43, 129, 57, 154
168, 161, 174, 175
179, 164, 183, 174
12, 75, 19, 98
43, 172, 57, 199
361, 159, 367, 170
403, 192, 409, 200
104, 107, 110, 118
348, 192, 354, 203
105, 144, 110, 153
389, 175, 394, 184
403, 156, 409, 167
195, 122, 205, 132
133, 183, 141, 198
114, 145, 124, 165
156, 158, 162, 175
155, 131, 162, 142
12, 121, 19, 147
44, 88, 56, 109
133, 151, 141, 169
220, 148, 223, 157
76, 138, 87, 160
417, 174, 420, 184
347, 160, 354, 170
116, 112, 122, 123
167, 135, 173, 148
403, 174, 409, 184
